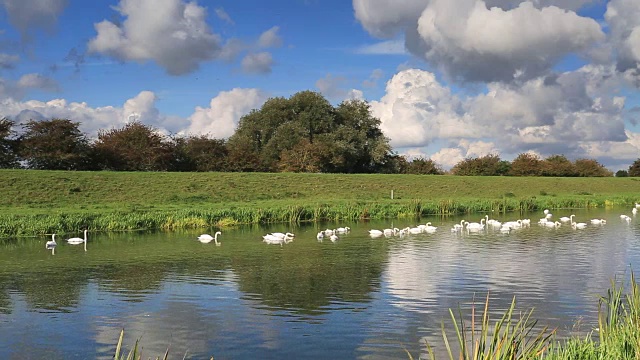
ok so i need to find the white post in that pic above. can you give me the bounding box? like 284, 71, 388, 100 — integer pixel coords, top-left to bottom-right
391, 190, 394, 199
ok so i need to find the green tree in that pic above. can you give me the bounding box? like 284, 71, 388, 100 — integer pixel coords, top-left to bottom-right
574, 158, 613, 177
542, 154, 577, 177
629, 159, 640, 177
170, 135, 228, 172
228, 92, 393, 173
451, 154, 505, 176
18, 118, 92, 170
0, 118, 20, 168
93, 122, 172, 171
616, 170, 629, 177
405, 157, 443, 175
508, 153, 543, 176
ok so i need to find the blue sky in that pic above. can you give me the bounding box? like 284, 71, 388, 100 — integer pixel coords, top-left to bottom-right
1, 0, 639, 170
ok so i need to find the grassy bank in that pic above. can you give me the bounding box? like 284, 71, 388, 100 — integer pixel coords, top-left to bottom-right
2, 170, 640, 237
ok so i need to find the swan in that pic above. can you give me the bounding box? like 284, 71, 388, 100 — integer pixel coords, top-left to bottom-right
46, 234, 57, 249
543, 209, 550, 215
270, 232, 295, 239
570, 215, 587, 229
317, 231, 324, 240
369, 229, 383, 237
324, 229, 335, 235
198, 231, 222, 245
452, 220, 465, 230
590, 219, 606, 225
424, 222, 437, 232
330, 234, 339, 242
67, 229, 87, 245
407, 227, 423, 234
264, 236, 293, 246
521, 219, 531, 226
635, 203, 640, 208
545, 213, 553, 219
335, 227, 350, 233
559, 216, 571, 222
499, 225, 511, 233
466, 217, 485, 230
621, 214, 631, 222
383, 228, 399, 236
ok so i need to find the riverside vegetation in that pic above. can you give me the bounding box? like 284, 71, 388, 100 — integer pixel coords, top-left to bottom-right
2, 169, 640, 237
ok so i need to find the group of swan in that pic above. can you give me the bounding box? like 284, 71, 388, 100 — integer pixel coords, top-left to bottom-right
317, 227, 348, 242
198, 231, 222, 245
369, 223, 438, 238
45, 229, 89, 253
263, 232, 295, 245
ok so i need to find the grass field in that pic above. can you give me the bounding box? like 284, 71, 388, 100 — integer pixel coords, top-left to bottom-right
1, 170, 639, 237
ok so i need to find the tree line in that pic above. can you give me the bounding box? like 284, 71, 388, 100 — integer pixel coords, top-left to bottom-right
0, 90, 635, 176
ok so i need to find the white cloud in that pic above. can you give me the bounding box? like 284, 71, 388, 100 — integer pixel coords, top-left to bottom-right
369, 69, 476, 148
17, 73, 59, 92
87, 0, 222, 75
605, 0, 640, 81
215, 7, 234, 25
354, 0, 605, 83
258, 26, 283, 48
241, 52, 274, 74
1, 0, 67, 38
183, 88, 268, 139
429, 140, 499, 169
354, 39, 406, 55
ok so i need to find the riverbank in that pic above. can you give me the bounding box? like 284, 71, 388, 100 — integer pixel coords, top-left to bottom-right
2, 170, 639, 237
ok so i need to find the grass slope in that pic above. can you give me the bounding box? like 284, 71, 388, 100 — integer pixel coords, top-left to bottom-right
1, 170, 639, 236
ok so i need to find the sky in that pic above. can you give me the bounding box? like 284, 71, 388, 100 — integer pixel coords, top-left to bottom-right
0, 0, 639, 170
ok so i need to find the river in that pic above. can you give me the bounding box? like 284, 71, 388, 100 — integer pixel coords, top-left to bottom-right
1, 207, 639, 359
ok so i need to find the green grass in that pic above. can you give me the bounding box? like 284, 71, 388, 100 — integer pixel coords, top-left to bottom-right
2, 170, 640, 237
417, 272, 640, 360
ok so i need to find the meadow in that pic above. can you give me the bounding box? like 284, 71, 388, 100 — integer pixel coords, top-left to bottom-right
2, 169, 640, 237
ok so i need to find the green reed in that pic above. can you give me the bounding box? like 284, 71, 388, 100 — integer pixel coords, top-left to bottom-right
1, 195, 639, 237
416, 272, 640, 360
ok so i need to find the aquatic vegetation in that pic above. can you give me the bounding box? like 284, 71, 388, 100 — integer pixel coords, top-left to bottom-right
417, 272, 640, 360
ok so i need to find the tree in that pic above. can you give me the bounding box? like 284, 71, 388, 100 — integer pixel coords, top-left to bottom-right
451, 154, 505, 176
509, 153, 543, 176
542, 154, 578, 177
18, 118, 92, 170
405, 157, 443, 175
629, 159, 640, 177
616, 170, 629, 177
93, 122, 172, 171
0, 118, 20, 168
228, 92, 393, 173
170, 135, 228, 172
574, 158, 613, 177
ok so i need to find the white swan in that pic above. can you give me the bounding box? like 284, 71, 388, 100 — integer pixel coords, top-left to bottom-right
317, 231, 324, 240
453, 220, 465, 230
383, 228, 399, 236
369, 229, 383, 237
330, 234, 339, 242
263, 236, 292, 246
424, 222, 437, 233
590, 219, 606, 225
270, 232, 295, 239
559, 216, 571, 222
543, 209, 550, 215
621, 214, 631, 222
67, 229, 87, 244
198, 231, 222, 245
335, 227, 350, 233
46, 234, 57, 249
570, 215, 587, 229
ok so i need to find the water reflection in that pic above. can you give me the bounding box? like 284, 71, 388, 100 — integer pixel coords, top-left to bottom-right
0, 208, 639, 359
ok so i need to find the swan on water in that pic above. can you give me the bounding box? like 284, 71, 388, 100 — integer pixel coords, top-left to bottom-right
368, 229, 383, 237
335, 227, 350, 234
383, 228, 399, 236
198, 231, 222, 245
330, 234, 339, 242
67, 229, 87, 244
317, 231, 324, 240
46, 234, 57, 249
590, 219, 606, 225
559, 216, 571, 222
570, 215, 587, 229
621, 214, 631, 221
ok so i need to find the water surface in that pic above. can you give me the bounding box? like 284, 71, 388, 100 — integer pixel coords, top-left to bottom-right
1, 207, 639, 359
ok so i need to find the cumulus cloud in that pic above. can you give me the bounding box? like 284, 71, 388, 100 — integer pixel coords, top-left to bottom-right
369, 69, 475, 148
0, 90, 174, 136
1, 0, 67, 38
605, 0, 640, 83
241, 52, 274, 74
17, 73, 59, 92
315, 73, 364, 102
87, 0, 222, 75
258, 26, 283, 48
354, 0, 605, 83
430, 140, 499, 169
183, 88, 268, 138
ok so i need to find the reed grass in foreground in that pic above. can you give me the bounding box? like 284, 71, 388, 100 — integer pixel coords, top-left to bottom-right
414, 272, 640, 360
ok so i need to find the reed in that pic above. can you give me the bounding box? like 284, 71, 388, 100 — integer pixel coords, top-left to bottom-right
417, 272, 640, 360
